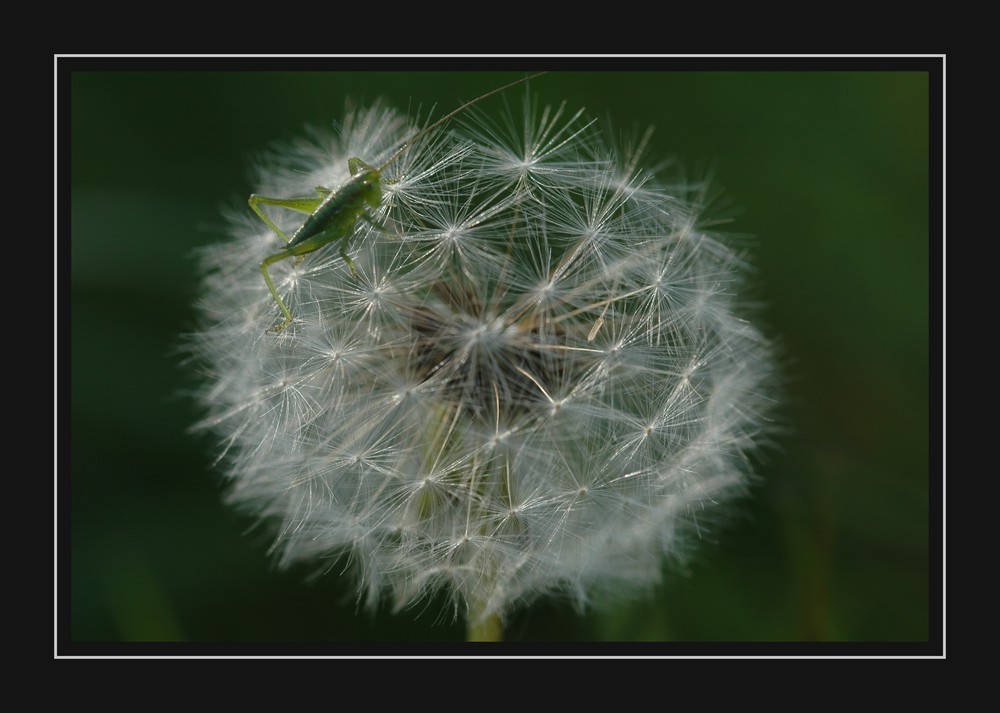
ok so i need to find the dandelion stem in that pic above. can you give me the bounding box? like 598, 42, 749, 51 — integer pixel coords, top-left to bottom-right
467, 605, 503, 642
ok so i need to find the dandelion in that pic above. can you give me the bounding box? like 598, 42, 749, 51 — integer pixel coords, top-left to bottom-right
188, 89, 776, 640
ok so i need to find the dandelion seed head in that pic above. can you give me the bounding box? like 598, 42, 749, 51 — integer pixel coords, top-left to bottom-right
189, 92, 777, 625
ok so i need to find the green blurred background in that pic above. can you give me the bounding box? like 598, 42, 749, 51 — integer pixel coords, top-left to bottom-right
67, 62, 936, 649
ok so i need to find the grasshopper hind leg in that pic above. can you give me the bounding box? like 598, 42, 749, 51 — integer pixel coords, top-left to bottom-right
261, 250, 296, 333
250, 190, 330, 332
248, 192, 327, 243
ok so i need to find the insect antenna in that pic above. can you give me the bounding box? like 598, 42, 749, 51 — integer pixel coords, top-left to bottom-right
377, 72, 548, 173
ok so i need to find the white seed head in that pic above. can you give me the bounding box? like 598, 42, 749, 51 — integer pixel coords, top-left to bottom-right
189, 94, 777, 624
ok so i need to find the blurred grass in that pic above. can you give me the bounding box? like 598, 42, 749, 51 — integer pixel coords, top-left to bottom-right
66, 62, 936, 649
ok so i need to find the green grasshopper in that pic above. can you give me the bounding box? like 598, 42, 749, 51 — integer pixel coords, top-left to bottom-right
249, 73, 546, 333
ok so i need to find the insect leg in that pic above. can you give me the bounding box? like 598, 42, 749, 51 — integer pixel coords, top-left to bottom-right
360, 211, 388, 233
338, 238, 358, 278
261, 250, 296, 332
335, 210, 391, 278
249, 192, 327, 243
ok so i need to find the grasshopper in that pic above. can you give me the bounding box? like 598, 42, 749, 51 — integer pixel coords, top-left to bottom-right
249, 73, 546, 333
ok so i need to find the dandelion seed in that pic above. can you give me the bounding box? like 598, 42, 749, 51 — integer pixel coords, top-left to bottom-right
188, 90, 777, 640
